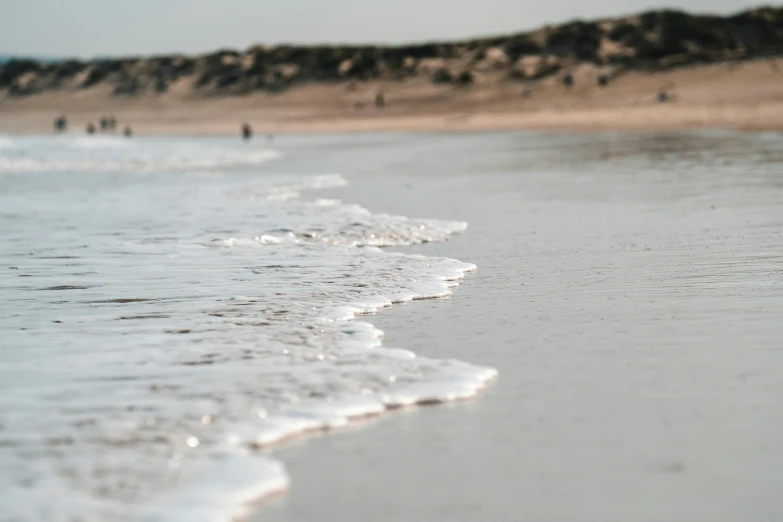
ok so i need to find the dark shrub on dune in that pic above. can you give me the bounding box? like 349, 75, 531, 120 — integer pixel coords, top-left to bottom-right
81, 61, 126, 88
154, 76, 168, 93
728, 8, 783, 54
297, 47, 344, 80
214, 71, 242, 88
81, 68, 108, 88
52, 60, 86, 80
0, 60, 40, 87
504, 36, 541, 61
397, 43, 441, 59
113, 77, 140, 96
456, 70, 474, 85
545, 21, 601, 59
432, 67, 454, 84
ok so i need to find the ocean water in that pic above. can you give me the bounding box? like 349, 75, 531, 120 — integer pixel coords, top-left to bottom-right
0, 135, 495, 522
257, 129, 783, 522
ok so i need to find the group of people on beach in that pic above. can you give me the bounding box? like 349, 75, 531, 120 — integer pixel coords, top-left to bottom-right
54, 115, 269, 142
54, 114, 133, 137
98, 116, 118, 132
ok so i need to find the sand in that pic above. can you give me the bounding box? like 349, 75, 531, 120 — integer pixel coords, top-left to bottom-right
252, 130, 783, 522
2, 59, 783, 135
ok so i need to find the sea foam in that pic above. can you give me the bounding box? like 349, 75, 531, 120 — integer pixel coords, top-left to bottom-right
0, 135, 496, 522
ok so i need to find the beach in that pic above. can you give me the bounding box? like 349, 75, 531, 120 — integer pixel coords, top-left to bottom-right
256, 130, 783, 522
5, 4, 783, 521
3, 60, 783, 135
2, 129, 783, 521
0, 133, 493, 521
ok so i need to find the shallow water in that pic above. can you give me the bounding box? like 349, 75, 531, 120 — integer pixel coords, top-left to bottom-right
258, 129, 783, 522
3, 130, 783, 522
0, 135, 494, 522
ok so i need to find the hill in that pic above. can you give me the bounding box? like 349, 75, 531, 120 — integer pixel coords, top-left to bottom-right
1, 7, 782, 98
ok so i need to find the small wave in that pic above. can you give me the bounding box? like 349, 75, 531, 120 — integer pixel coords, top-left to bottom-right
174, 149, 283, 171
0, 137, 492, 522
218, 235, 288, 247
242, 173, 346, 201
0, 147, 282, 174
64, 136, 134, 150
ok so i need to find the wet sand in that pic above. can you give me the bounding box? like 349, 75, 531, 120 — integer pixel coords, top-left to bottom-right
255, 130, 783, 521
2, 60, 783, 135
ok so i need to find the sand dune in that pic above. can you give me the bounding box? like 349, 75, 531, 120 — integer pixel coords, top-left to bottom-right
2, 60, 782, 134
2, 6, 783, 135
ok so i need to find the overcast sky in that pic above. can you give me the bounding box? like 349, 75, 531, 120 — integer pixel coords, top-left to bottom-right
0, 0, 764, 58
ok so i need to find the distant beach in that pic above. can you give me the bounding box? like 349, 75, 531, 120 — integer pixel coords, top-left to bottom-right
2, 7, 783, 135
3, 6, 783, 521
2, 60, 783, 135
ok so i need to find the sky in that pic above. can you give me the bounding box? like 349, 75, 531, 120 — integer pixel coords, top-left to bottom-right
0, 0, 765, 58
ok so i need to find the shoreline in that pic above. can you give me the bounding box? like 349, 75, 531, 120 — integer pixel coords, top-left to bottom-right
207, 264, 496, 522
5, 108, 783, 136
0, 134, 496, 522
2, 60, 783, 135
256, 130, 783, 522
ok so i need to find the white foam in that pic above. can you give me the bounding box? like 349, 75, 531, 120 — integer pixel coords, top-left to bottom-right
0, 136, 496, 522
0, 135, 282, 173
137, 452, 289, 522
65, 135, 134, 149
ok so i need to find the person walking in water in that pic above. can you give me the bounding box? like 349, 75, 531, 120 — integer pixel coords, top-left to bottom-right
53, 115, 67, 133
241, 122, 253, 141
86, 122, 96, 135
123, 126, 133, 137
